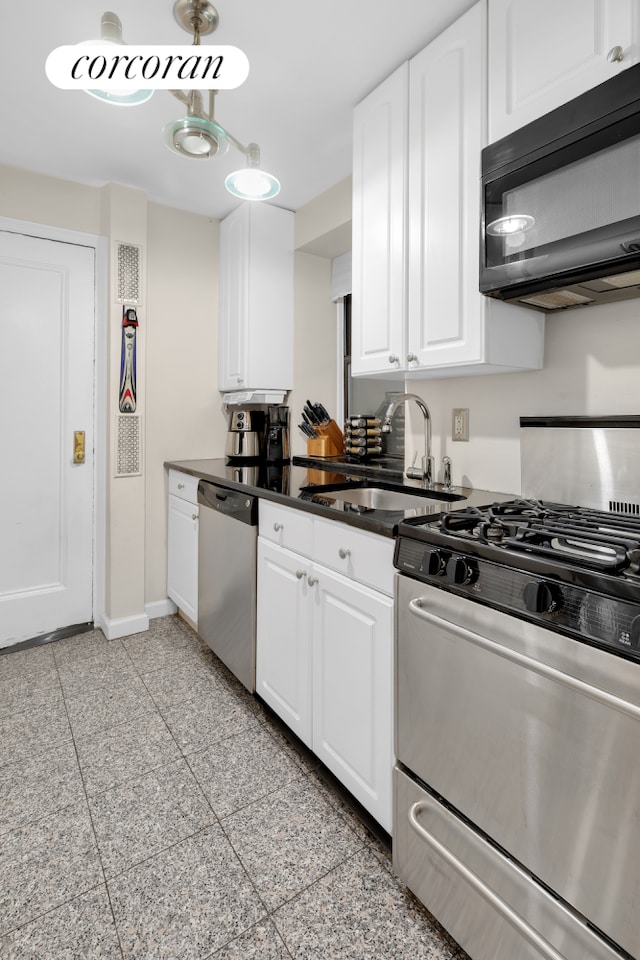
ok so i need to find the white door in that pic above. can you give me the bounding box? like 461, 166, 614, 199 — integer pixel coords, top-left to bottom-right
0, 230, 95, 647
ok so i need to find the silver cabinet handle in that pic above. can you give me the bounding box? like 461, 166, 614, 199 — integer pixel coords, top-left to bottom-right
307, 575, 319, 586
295, 569, 306, 580
237, 377, 244, 384
192, 513, 198, 521
408, 798, 566, 960
407, 353, 418, 363
177, 483, 184, 490
607, 45, 624, 62
273, 522, 283, 532
388, 354, 399, 364
408, 599, 640, 721
338, 548, 351, 559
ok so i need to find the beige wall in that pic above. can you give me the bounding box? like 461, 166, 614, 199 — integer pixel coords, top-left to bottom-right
145, 203, 222, 606
406, 300, 640, 495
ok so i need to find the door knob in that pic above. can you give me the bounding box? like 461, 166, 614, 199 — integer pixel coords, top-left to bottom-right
295, 569, 307, 580
607, 45, 624, 62
338, 548, 351, 559
307, 575, 319, 586
407, 353, 418, 363
388, 355, 399, 364
273, 522, 283, 532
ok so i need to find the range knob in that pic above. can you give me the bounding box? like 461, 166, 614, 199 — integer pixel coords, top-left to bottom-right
421, 549, 446, 576
523, 580, 556, 614
445, 556, 476, 585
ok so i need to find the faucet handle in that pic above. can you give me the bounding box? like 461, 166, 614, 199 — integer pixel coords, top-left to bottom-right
442, 456, 452, 490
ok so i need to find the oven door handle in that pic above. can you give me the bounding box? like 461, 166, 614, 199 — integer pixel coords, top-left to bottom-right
408, 798, 568, 960
409, 599, 640, 722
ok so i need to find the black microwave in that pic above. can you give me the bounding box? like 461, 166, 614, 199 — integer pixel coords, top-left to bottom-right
480, 62, 640, 311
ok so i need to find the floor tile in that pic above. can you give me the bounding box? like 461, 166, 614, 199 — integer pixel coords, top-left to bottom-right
0, 644, 57, 684
64, 675, 157, 739
57, 645, 136, 697
121, 628, 208, 675
211, 918, 291, 960
0, 672, 63, 720
0, 802, 103, 937
0, 741, 85, 836
160, 686, 261, 756
272, 848, 464, 960
0, 887, 122, 959
74, 711, 182, 797
89, 757, 216, 877
140, 659, 227, 709
187, 724, 301, 818
51, 628, 111, 667
108, 825, 266, 960
224, 777, 363, 911
0, 701, 72, 768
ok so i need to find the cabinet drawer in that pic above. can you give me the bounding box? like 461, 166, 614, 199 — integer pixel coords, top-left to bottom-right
314, 516, 395, 596
259, 501, 314, 558
168, 469, 199, 504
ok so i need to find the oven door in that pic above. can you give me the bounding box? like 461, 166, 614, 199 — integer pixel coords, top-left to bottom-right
395, 576, 640, 959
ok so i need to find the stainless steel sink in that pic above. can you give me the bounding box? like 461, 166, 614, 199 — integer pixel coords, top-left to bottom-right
304, 482, 465, 512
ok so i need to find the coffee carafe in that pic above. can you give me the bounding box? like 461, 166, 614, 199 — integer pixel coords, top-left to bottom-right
264, 405, 290, 463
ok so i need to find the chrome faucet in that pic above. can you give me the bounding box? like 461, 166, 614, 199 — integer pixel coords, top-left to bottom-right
380, 393, 434, 487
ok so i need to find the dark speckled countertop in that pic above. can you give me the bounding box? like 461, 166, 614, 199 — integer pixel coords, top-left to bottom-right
165, 456, 516, 538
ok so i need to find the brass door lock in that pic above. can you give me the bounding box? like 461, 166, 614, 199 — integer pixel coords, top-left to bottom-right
73, 430, 86, 464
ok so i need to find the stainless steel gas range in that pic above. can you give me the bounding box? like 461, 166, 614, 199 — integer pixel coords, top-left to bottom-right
393, 424, 640, 960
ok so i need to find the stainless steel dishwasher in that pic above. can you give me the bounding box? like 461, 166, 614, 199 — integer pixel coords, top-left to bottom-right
197, 480, 258, 693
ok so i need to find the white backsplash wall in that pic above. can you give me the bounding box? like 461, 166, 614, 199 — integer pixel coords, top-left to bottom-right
406, 298, 640, 495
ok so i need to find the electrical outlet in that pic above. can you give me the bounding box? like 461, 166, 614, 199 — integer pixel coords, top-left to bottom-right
452, 408, 469, 441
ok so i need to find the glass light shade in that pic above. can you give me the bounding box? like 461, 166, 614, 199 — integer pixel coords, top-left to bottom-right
486, 214, 535, 236
225, 167, 280, 200
163, 116, 230, 158
83, 12, 153, 106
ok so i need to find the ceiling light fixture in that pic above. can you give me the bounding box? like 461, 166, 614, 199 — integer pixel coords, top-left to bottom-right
83, 0, 280, 201
84, 12, 154, 106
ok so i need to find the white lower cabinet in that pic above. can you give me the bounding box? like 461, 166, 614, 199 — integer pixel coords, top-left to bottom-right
256, 503, 395, 833
312, 566, 393, 831
256, 539, 313, 747
167, 470, 199, 624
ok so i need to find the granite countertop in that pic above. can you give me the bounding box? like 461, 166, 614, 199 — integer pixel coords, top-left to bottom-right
165, 456, 516, 538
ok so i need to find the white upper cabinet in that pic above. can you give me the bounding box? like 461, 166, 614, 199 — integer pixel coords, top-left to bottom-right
488, 0, 640, 142
352, 63, 408, 376
218, 202, 294, 392
351, 2, 544, 380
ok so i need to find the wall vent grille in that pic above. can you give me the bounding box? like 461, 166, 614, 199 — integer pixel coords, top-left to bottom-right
609, 500, 640, 515
115, 414, 142, 477
116, 242, 141, 305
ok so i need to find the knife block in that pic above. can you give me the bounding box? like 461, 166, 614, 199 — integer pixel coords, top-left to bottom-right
307, 420, 344, 458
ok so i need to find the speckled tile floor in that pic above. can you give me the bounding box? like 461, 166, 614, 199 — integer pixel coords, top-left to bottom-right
0, 616, 470, 960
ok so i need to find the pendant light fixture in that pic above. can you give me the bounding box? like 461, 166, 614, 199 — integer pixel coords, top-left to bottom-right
82, 0, 280, 201
83, 12, 154, 106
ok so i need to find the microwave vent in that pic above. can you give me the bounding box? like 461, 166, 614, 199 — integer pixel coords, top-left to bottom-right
599, 269, 640, 289
519, 289, 593, 310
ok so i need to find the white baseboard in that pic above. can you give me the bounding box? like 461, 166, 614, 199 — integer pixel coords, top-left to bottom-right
96, 612, 150, 641
145, 598, 178, 620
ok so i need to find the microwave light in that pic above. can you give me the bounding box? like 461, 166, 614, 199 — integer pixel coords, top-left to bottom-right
487, 214, 535, 236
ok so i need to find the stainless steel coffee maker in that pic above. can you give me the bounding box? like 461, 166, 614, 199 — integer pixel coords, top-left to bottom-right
225, 409, 265, 461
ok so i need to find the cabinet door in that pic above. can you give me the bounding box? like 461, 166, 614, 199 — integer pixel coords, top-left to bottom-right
352, 62, 408, 377
256, 539, 313, 747
489, 0, 638, 143
407, 3, 484, 370
218, 204, 249, 391
312, 565, 394, 832
167, 495, 199, 624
